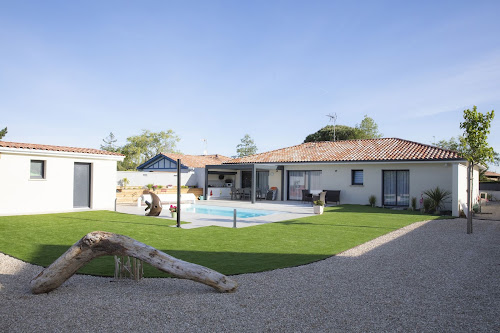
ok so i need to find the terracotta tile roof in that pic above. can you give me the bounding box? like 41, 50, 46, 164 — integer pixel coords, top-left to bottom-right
484, 171, 500, 177
0, 140, 124, 156
225, 138, 463, 164
161, 153, 232, 168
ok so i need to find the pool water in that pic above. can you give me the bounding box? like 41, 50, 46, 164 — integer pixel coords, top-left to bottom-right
182, 205, 278, 218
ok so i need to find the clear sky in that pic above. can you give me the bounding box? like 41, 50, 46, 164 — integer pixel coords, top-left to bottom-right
1, 1, 499, 171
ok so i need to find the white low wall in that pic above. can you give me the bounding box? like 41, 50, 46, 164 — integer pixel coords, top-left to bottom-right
117, 170, 198, 187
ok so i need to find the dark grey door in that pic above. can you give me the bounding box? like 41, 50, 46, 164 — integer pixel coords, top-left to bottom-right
74, 163, 91, 208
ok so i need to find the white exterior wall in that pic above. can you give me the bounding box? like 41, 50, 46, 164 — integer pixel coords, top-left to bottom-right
284, 161, 463, 214
0, 150, 120, 215
116, 170, 198, 187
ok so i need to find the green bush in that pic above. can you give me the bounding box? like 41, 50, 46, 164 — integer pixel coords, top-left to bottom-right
368, 195, 376, 206
423, 198, 432, 213
423, 186, 451, 212
411, 197, 417, 211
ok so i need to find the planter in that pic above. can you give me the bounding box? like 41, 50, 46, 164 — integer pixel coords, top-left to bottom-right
313, 205, 324, 214
171, 212, 177, 219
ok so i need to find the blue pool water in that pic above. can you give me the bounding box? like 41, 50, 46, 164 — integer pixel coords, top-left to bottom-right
182, 205, 278, 218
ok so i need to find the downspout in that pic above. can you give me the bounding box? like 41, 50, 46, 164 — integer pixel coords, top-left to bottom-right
251, 164, 256, 204
204, 167, 209, 200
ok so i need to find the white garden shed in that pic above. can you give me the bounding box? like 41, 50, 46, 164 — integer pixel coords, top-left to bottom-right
0, 141, 124, 215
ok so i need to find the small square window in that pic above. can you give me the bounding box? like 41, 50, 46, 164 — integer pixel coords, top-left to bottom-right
352, 170, 363, 185
30, 160, 45, 179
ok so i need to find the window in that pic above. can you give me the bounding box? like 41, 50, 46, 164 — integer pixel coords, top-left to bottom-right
383, 170, 409, 206
288, 170, 322, 200
30, 160, 45, 179
351, 170, 363, 185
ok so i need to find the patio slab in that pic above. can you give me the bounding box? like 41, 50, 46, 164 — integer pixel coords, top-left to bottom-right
116, 200, 317, 228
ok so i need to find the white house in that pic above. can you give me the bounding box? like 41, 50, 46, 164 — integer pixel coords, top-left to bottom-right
0, 141, 124, 215
205, 138, 480, 217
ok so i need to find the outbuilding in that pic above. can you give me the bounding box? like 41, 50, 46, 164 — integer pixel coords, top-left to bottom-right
0, 141, 124, 215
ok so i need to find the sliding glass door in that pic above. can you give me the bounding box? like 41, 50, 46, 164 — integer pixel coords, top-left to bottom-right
383, 170, 409, 206
288, 171, 322, 200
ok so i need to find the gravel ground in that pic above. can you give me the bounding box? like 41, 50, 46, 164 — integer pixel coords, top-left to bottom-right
1, 218, 499, 332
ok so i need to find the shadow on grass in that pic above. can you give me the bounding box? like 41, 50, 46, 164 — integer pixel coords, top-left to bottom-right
30, 244, 329, 277
324, 204, 453, 218
53, 215, 179, 227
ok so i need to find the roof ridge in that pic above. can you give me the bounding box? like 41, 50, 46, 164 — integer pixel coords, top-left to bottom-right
0, 140, 124, 156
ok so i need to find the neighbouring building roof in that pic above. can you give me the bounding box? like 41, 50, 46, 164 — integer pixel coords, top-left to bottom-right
484, 171, 500, 179
138, 153, 232, 170
225, 138, 464, 164
0, 140, 124, 156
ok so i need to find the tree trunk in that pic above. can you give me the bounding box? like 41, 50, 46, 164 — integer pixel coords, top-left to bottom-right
467, 162, 473, 234
30, 231, 238, 294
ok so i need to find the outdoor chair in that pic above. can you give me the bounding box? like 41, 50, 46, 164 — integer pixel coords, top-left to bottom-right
302, 189, 312, 204
323, 190, 340, 205
242, 188, 251, 200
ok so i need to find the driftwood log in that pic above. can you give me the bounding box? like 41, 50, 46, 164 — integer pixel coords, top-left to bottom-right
30, 231, 238, 294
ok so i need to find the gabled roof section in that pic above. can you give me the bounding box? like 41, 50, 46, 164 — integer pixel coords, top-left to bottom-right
138, 153, 231, 170
225, 138, 463, 164
0, 140, 124, 156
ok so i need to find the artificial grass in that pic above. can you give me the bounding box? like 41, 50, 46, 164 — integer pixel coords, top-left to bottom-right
0, 205, 447, 277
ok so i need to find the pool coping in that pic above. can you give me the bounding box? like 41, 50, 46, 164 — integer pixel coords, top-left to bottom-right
116, 200, 316, 229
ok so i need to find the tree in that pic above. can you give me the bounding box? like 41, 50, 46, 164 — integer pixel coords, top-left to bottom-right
356, 115, 382, 139
100, 132, 119, 152
459, 106, 495, 234
433, 137, 461, 152
236, 134, 257, 157
118, 129, 180, 170
304, 115, 382, 143
0, 126, 7, 140
433, 136, 499, 165
304, 125, 360, 142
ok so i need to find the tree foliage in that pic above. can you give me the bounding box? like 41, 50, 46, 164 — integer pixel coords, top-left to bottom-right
304, 115, 382, 143
304, 125, 360, 142
101, 129, 180, 171
236, 134, 257, 157
355, 115, 383, 139
100, 132, 119, 153
459, 106, 495, 166
0, 126, 7, 140
432, 137, 461, 152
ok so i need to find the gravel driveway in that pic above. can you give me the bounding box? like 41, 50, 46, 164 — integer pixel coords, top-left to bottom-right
1, 218, 499, 332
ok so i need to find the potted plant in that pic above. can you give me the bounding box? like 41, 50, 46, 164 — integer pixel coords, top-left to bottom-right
368, 195, 376, 207
169, 205, 177, 219
313, 200, 324, 214
423, 186, 451, 214
122, 177, 130, 188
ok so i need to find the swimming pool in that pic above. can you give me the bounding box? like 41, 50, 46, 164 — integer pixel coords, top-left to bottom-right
182, 205, 278, 218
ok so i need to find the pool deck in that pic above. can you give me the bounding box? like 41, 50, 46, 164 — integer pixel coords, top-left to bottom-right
116, 200, 317, 229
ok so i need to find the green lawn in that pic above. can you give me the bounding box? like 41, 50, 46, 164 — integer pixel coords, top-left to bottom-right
0, 205, 447, 277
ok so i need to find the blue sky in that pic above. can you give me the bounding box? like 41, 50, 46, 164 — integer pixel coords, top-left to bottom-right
1, 1, 499, 171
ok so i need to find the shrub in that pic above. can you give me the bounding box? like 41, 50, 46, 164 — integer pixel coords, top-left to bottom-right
423, 198, 432, 213
368, 195, 376, 206
411, 197, 417, 211
146, 184, 154, 190
423, 186, 451, 212
313, 200, 325, 206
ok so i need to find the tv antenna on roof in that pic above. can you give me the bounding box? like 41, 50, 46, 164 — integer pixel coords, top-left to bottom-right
201, 139, 208, 155
326, 113, 337, 142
